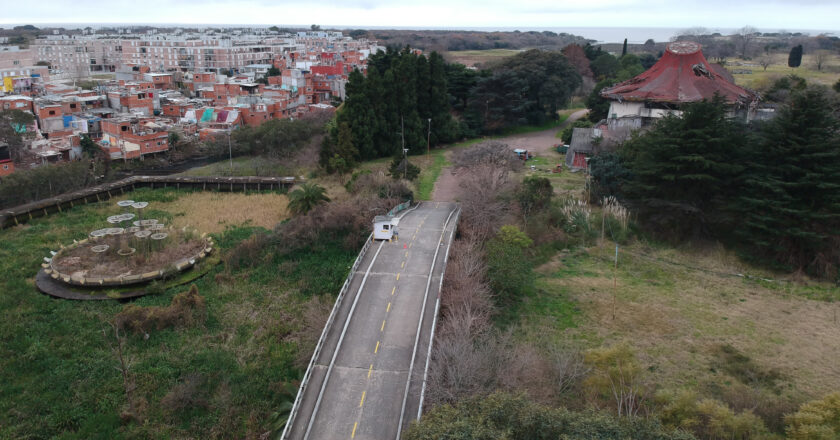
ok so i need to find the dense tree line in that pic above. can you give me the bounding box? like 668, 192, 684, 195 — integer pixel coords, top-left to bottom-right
364, 29, 590, 52
321, 47, 581, 172
589, 86, 840, 277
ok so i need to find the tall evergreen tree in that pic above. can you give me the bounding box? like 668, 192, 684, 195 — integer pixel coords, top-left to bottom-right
788, 44, 803, 68
618, 96, 748, 237
738, 86, 840, 274
621, 38, 628, 57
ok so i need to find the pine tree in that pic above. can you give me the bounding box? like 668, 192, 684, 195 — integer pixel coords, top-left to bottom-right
621, 38, 628, 57
738, 86, 840, 275
788, 44, 803, 68
619, 96, 748, 237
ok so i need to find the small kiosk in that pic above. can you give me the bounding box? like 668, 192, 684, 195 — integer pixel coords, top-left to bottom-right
373, 215, 397, 241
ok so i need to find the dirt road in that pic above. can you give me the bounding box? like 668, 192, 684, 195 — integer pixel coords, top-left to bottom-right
430, 109, 588, 202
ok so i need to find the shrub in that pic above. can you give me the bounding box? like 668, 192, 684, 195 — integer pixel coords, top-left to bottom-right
658, 390, 769, 440
786, 393, 840, 440
388, 156, 421, 181
114, 285, 206, 334
405, 392, 695, 440
485, 225, 534, 306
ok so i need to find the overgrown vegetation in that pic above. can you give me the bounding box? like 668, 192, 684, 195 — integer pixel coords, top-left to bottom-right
591, 86, 840, 277
0, 188, 353, 438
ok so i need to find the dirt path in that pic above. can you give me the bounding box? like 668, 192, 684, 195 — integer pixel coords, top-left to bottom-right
430, 110, 589, 202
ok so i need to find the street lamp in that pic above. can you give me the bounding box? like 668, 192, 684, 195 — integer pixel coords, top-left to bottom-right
403, 148, 409, 180
227, 131, 233, 175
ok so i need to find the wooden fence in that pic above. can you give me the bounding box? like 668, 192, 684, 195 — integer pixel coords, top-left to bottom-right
1, 175, 298, 229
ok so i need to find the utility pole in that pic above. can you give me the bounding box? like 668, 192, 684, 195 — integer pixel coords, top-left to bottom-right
401, 116, 406, 180
426, 118, 431, 161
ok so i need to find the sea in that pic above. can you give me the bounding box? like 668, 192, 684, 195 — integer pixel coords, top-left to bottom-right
4, 24, 837, 45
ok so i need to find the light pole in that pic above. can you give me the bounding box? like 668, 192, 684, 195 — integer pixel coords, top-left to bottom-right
403, 148, 409, 180
426, 118, 431, 161
227, 131, 233, 175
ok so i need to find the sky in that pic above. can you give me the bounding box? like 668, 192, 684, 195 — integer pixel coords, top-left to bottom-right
2, 0, 839, 36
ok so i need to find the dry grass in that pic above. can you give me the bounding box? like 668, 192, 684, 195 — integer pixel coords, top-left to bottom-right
443, 49, 523, 67
726, 53, 840, 89
155, 192, 289, 234
530, 241, 840, 399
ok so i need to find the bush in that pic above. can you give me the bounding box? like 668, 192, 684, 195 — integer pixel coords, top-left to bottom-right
405, 392, 695, 440
658, 391, 769, 440
388, 156, 421, 181
485, 225, 534, 306
114, 285, 206, 334
0, 160, 99, 209
786, 393, 840, 440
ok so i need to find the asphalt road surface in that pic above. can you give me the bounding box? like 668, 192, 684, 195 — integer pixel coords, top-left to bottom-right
286, 201, 459, 440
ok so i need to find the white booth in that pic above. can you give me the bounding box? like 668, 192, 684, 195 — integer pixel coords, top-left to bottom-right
373, 215, 398, 241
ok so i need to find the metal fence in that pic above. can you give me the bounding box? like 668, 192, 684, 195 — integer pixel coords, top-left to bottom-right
280, 231, 374, 440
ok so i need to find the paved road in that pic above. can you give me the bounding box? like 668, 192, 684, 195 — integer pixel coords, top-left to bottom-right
286, 202, 459, 440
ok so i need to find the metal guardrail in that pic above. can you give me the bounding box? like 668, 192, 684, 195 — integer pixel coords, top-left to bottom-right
387, 199, 412, 217
280, 232, 374, 440
396, 206, 458, 440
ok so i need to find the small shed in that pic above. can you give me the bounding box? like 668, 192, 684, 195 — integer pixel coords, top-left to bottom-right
373, 215, 396, 241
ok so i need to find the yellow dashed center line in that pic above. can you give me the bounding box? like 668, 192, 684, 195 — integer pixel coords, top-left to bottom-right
391, 286, 395, 296
374, 340, 380, 354
381, 320, 386, 331
352, 422, 358, 438
401, 261, 405, 268
387, 301, 391, 312
359, 391, 366, 407
368, 363, 373, 378
396, 273, 400, 281
405, 251, 409, 257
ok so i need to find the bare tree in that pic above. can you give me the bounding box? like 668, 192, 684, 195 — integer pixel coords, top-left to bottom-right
758, 55, 773, 71
735, 26, 759, 59
814, 50, 830, 71
102, 321, 144, 422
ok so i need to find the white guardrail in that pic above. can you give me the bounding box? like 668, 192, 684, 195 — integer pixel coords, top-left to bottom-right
281, 201, 422, 440
280, 231, 374, 440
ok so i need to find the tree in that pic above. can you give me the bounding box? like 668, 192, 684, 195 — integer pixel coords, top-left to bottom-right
485, 225, 533, 305
834, 78, 840, 93
287, 182, 330, 215
618, 96, 749, 237
0, 109, 35, 163
518, 175, 553, 222
562, 43, 593, 78
621, 38, 628, 57
737, 86, 840, 276
813, 50, 830, 71
758, 55, 773, 71
735, 26, 758, 58
80, 134, 100, 159
788, 44, 803, 68
388, 156, 420, 181
310, 24, 321, 31
266, 66, 281, 77
268, 26, 280, 32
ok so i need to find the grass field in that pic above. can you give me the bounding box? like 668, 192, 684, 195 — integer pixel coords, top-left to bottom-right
727, 53, 840, 90
503, 159, 840, 415
0, 187, 356, 439
179, 156, 294, 178
443, 49, 523, 66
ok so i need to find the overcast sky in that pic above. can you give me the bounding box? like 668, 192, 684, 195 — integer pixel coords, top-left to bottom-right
2, 0, 838, 35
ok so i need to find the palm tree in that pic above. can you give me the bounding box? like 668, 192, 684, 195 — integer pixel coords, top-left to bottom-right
287, 182, 330, 215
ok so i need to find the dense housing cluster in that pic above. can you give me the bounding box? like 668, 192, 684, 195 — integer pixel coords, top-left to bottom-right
0, 28, 383, 175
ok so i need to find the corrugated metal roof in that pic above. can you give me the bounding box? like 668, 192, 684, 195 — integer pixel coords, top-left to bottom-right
601, 42, 758, 106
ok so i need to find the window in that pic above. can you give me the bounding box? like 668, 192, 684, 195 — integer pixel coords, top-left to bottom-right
70, 104, 76, 109
48, 110, 56, 115
2, 165, 8, 170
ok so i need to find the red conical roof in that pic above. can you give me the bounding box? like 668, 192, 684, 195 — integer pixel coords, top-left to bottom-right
601, 41, 758, 106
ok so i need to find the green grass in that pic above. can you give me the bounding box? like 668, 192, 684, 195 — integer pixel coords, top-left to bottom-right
416, 150, 449, 201
180, 156, 291, 177
0, 188, 357, 438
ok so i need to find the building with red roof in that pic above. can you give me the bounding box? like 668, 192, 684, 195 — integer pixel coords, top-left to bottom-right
600, 41, 759, 128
